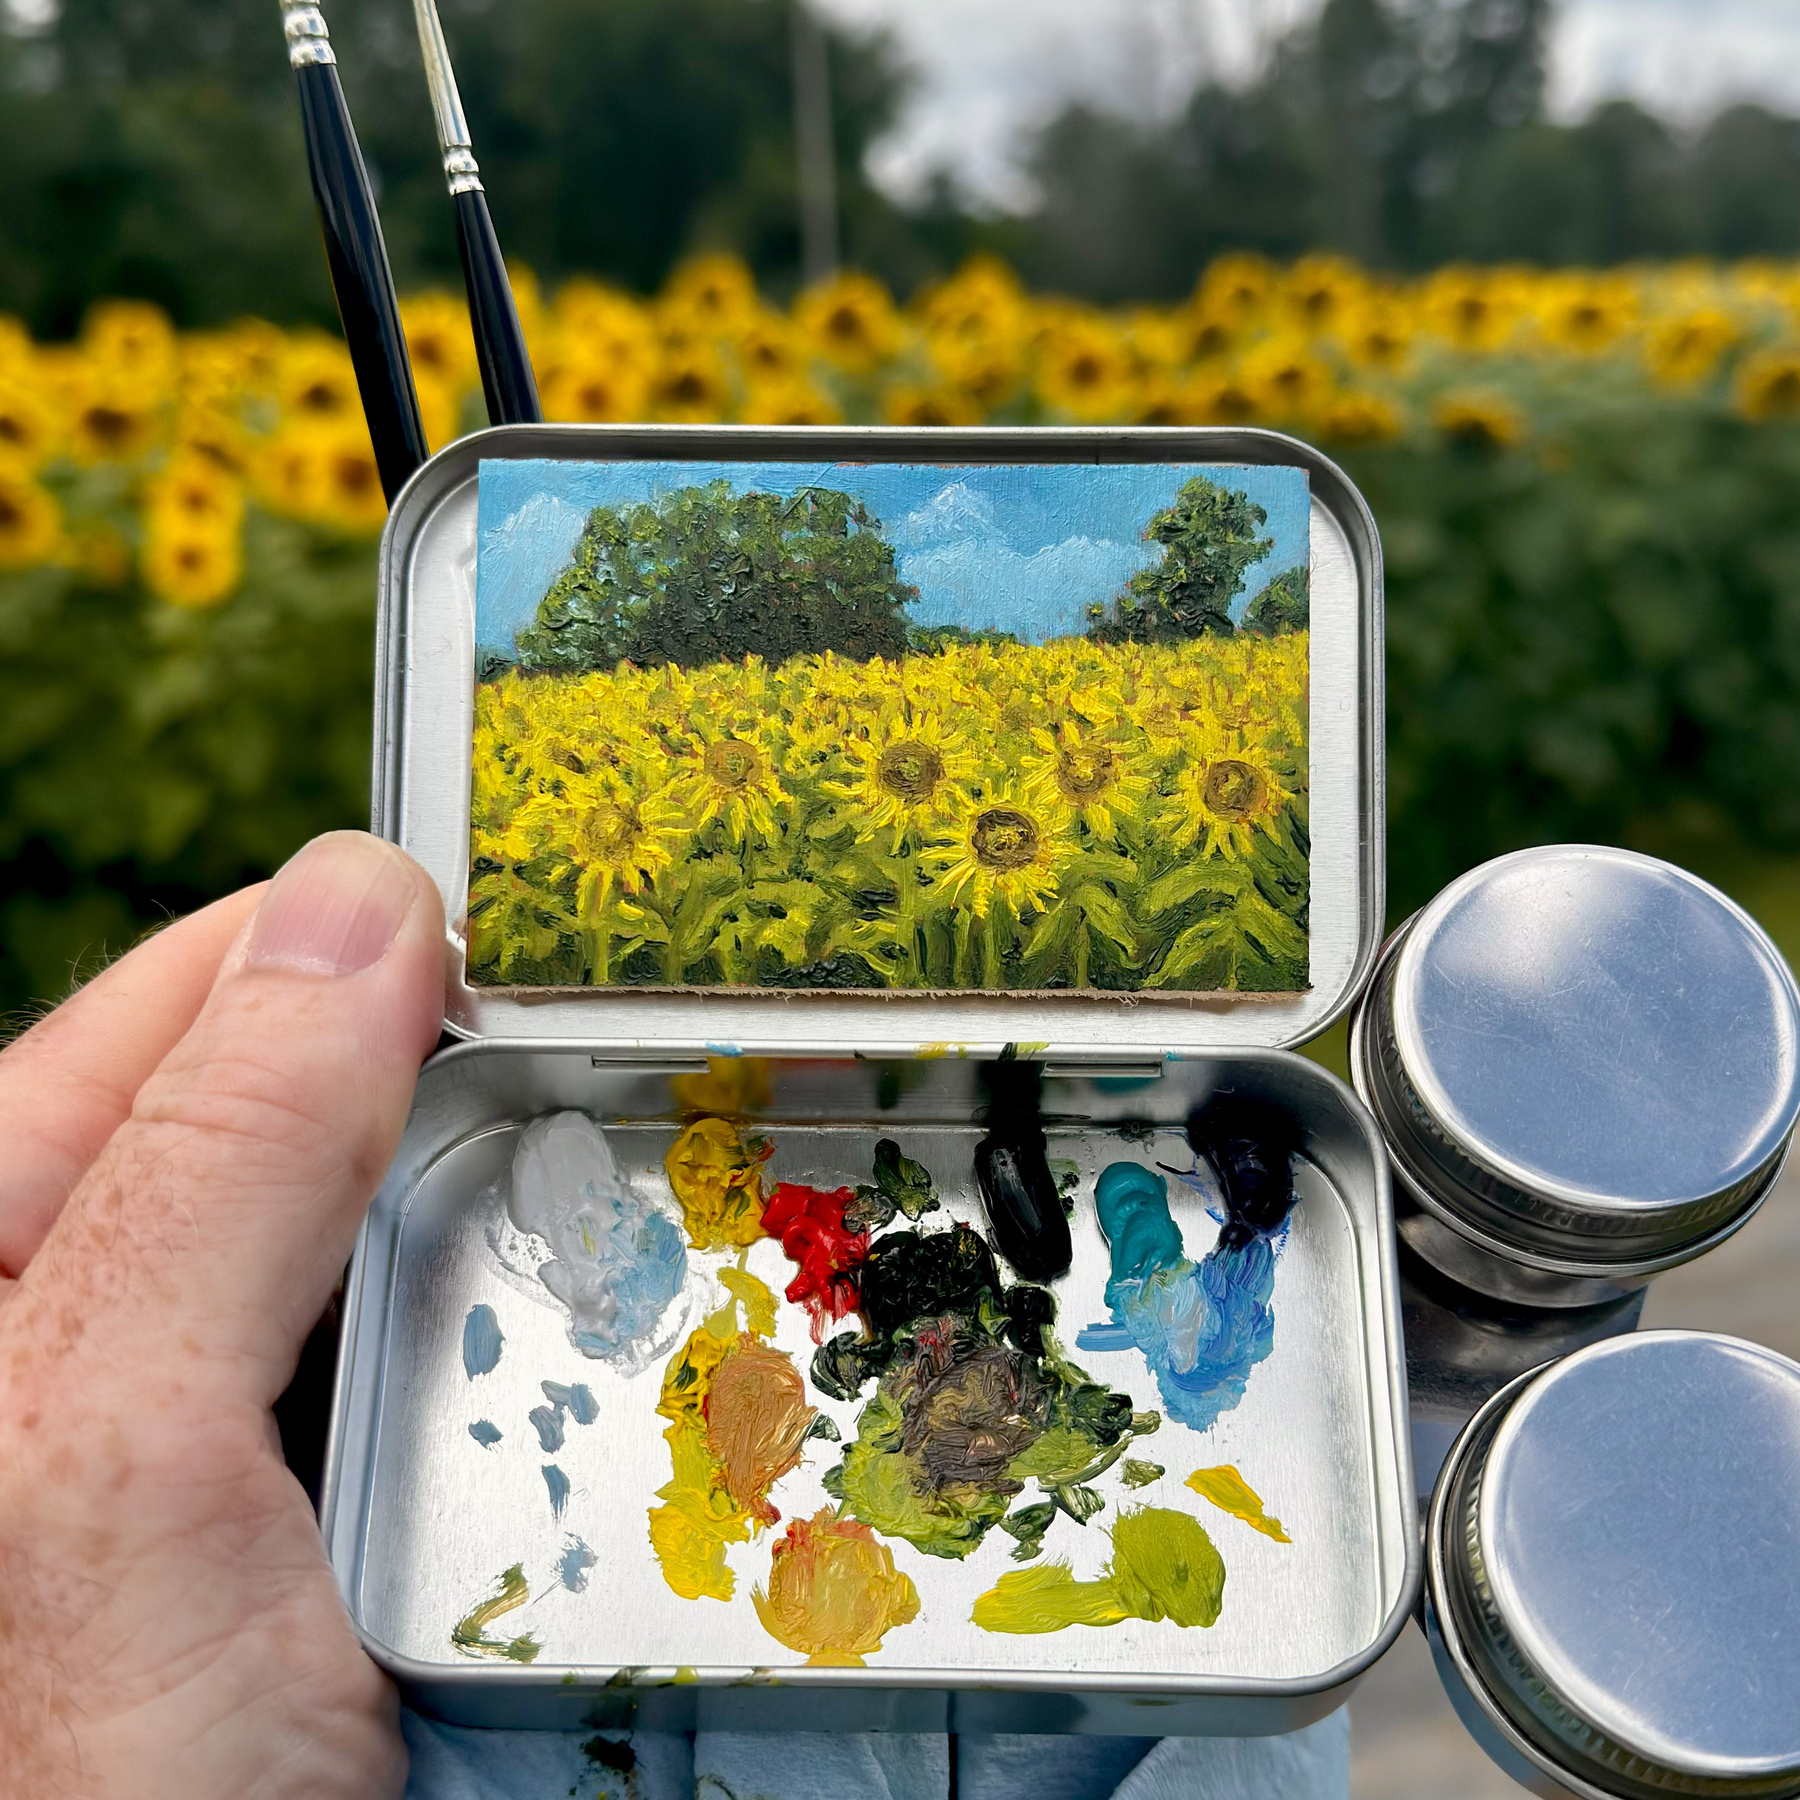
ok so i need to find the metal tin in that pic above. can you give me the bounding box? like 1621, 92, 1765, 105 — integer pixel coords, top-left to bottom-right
321, 1049, 1417, 1733
333, 424, 1409, 1731
1350, 846, 1800, 1307
375, 424, 1385, 1057
1425, 1331, 1800, 1799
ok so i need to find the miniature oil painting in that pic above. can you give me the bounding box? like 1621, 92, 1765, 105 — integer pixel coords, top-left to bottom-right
469, 457, 1311, 994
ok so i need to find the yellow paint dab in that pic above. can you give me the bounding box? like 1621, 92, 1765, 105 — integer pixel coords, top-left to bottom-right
719, 1265, 778, 1336
1185, 1465, 1290, 1543
754, 1510, 920, 1665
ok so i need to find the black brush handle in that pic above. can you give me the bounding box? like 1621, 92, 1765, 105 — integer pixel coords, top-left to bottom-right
454, 186, 541, 425
285, 5, 428, 504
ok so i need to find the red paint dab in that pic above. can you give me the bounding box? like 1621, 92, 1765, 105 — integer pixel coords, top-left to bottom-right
761, 1183, 870, 1341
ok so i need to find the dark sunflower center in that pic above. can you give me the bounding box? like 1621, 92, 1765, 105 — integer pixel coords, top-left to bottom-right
876, 741, 945, 804
971, 807, 1040, 872
83, 405, 134, 448
1202, 759, 1266, 822
1057, 745, 1116, 800
705, 738, 759, 789
579, 805, 644, 863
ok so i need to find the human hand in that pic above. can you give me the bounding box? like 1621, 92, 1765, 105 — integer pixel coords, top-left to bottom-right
0, 832, 444, 1800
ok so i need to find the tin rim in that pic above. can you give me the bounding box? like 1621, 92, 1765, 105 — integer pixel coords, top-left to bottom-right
1427, 1343, 1800, 1800
1349, 909, 1787, 1274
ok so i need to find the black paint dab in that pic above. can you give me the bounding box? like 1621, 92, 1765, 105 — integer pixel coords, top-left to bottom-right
975, 1059, 1072, 1282
1187, 1093, 1302, 1247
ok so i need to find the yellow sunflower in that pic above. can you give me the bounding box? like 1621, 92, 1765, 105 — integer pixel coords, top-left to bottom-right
1158, 725, 1293, 862
795, 269, 903, 372
0, 462, 61, 568
141, 519, 243, 610
508, 770, 688, 914
925, 783, 1074, 919
824, 709, 977, 849
673, 719, 787, 843
1022, 716, 1152, 840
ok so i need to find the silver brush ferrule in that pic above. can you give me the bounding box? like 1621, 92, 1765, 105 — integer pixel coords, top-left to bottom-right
281, 0, 336, 68
413, 0, 483, 194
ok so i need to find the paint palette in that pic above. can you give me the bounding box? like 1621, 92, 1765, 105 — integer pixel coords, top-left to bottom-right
324, 1052, 1413, 1733
329, 424, 1411, 1733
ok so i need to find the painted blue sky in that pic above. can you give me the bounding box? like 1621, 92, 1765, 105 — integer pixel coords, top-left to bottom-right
475, 458, 1311, 656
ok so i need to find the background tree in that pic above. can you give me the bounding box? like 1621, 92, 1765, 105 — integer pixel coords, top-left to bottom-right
1093, 478, 1273, 642
515, 481, 914, 672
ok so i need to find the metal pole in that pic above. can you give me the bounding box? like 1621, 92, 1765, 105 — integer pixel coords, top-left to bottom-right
791, 1, 840, 285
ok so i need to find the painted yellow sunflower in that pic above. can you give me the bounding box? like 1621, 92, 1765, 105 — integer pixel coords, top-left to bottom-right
824, 709, 977, 849
1158, 725, 1294, 862
925, 783, 1074, 919
1022, 717, 1152, 840
508, 771, 688, 914
672, 718, 788, 843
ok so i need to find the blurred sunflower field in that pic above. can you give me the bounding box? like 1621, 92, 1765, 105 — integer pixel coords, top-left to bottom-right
4, 250, 1800, 1010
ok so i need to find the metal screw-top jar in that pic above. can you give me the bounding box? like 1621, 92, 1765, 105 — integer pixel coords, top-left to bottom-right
1426, 1331, 1800, 1799
1351, 845, 1800, 1307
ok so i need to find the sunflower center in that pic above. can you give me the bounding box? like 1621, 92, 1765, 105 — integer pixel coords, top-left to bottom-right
578, 804, 644, 865
705, 737, 761, 789
82, 405, 134, 448
971, 808, 1040, 872
1056, 744, 1116, 801
1202, 759, 1267, 822
876, 740, 944, 804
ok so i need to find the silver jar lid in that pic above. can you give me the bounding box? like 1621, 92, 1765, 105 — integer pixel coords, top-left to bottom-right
1355, 846, 1800, 1274
1429, 1332, 1800, 1797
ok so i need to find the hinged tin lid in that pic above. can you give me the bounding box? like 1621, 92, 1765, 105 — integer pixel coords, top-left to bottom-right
375, 424, 1383, 1058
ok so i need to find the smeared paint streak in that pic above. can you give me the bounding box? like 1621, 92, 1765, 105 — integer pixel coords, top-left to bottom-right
529, 1404, 566, 1453
1186, 1465, 1290, 1542
462, 1304, 504, 1379
719, 1266, 777, 1336
705, 1337, 816, 1523
670, 1055, 771, 1118
558, 1536, 599, 1593
541, 1380, 600, 1426
543, 1463, 571, 1519
753, 1509, 920, 1666
1122, 1459, 1164, 1488
509, 1112, 687, 1365
818, 1163, 1155, 1564
647, 1272, 805, 1602
468, 1420, 503, 1448
451, 1563, 542, 1663
1076, 1158, 1287, 1434
760, 1182, 869, 1341
664, 1117, 771, 1251
972, 1507, 1225, 1635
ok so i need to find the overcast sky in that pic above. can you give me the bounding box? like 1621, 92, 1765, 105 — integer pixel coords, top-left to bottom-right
814, 0, 1800, 209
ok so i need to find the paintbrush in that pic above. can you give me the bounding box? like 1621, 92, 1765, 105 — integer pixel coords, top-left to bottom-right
411, 0, 542, 426
281, 0, 429, 503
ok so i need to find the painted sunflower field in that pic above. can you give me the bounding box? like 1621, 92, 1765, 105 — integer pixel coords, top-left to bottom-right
470, 633, 1309, 993
4, 251, 1800, 1008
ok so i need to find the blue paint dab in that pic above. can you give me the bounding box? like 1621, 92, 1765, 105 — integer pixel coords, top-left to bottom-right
528, 1404, 566, 1453
1079, 1159, 1285, 1434
557, 1536, 598, 1593
462, 1303, 504, 1379
542, 1463, 571, 1520
542, 1380, 599, 1426
468, 1420, 502, 1448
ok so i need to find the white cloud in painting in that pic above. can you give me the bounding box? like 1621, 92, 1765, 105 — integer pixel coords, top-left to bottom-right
901, 533, 1153, 643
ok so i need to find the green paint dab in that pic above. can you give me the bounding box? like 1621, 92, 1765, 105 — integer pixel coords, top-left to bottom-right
972, 1507, 1224, 1635
451, 1563, 542, 1663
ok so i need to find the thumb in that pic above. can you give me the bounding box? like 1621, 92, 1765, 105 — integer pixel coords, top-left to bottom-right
25, 832, 445, 1396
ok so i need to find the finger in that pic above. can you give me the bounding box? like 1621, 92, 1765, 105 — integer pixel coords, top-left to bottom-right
18, 832, 446, 1397
0, 886, 266, 1280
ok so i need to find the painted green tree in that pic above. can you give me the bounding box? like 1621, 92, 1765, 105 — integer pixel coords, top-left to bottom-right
514, 481, 916, 673
1092, 477, 1275, 642
1243, 565, 1309, 635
